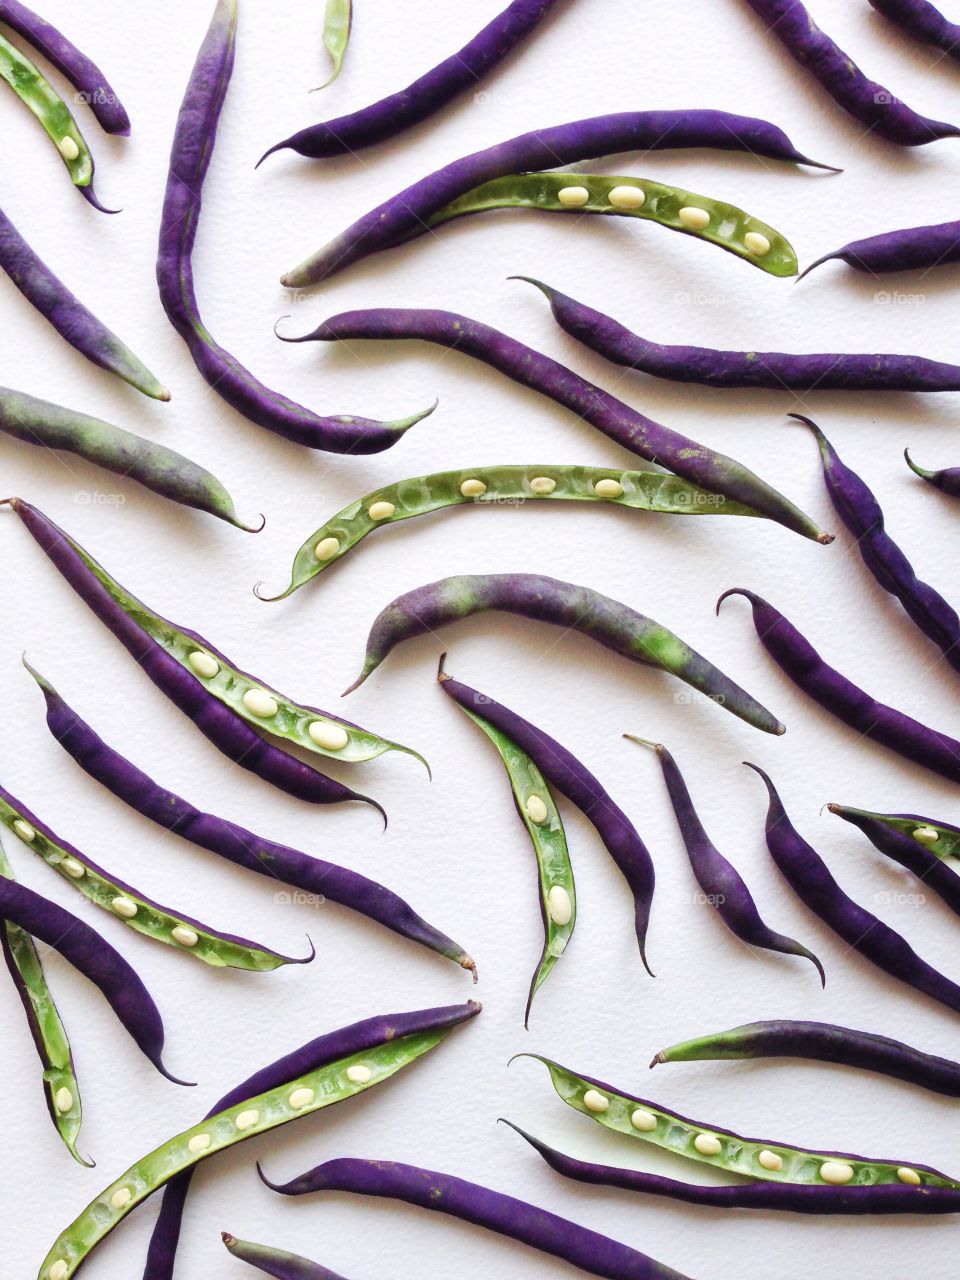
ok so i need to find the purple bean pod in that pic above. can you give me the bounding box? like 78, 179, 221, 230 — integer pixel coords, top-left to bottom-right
0, 0, 130, 133
144, 1002, 480, 1280
868, 0, 960, 62
651, 1018, 960, 1098
828, 802, 960, 919
260, 0, 565, 164
504, 1121, 960, 1214
0, 876, 187, 1083
905, 449, 960, 498
222, 1235, 346, 1280
157, 0, 433, 455
289, 307, 831, 542
519, 277, 960, 391
627, 737, 823, 981
279, 109, 833, 289
4, 498, 383, 815
800, 414, 960, 672
743, 0, 960, 143
31, 664, 476, 977
799, 219, 960, 278
718, 588, 960, 785
439, 660, 655, 974
747, 762, 960, 1020
259, 1158, 695, 1280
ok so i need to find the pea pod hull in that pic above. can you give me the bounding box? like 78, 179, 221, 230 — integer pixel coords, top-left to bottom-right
222, 1236, 346, 1280
868, 0, 960, 62
800, 219, 960, 278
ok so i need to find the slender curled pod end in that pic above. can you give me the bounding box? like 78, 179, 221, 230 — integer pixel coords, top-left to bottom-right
158, 1062, 197, 1088
256, 1161, 282, 1192
904, 449, 934, 481
255, 141, 286, 169
253, 579, 293, 603
79, 184, 121, 216
715, 586, 754, 616
297, 936, 317, 965
237, 513, 267, 535
796, 251, 839, 282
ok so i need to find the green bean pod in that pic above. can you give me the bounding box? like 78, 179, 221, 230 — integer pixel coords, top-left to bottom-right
257, 463, 761, 601
0, 840, 88, 1166
0, 32, 109, 211
521, 1054, 956, 1191
317, 0, 352, 88
441, 658, 575, 1025
0, 792, 305, 972
421, 172, 797, 275
38, 1023, 461, 1280
827, 808, 960, 861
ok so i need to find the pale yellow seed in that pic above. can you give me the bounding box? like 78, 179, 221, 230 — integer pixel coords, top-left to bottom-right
367, 501, 396, 521
308, 721, 349, 751
54, 1087, 73, 1114
110, 1188, 132, 1210
289, 1087, 315, 1110
346, 1064, 373, 1084
694, 1133, 723, 1156
314, 536, 340, 562
529, 476, 557, 495
898, 1167, 922, 1186
594, 478, 624, 499
583, 1089, 609, 1113
12, 818, 36, 842
912, 826, 939, 845
557, 185, 590, 207
525, 794, 549, 824
234, 1109, 260, 1131
608, 185, 646, 210
111, 897, 138, 920
678, 206, 710, 230
757, 1149, 782, 1172
631, 1108, 657, 1132
61, 858, 85, 879
171, 926, 199, 948
58, 136, 79, 161
47, 1262, 68, 1280
744, 230, 771, 256
187, 651, 220, 680
242, 688, 279, 718
460, 478, 487, 498
819, 1161, 855, 1185
188, 1133, 211, 1154
546, 885, 573, 926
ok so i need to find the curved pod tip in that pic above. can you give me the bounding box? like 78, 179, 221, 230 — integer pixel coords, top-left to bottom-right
796, 251, 839, 282
904, 449, 934, 481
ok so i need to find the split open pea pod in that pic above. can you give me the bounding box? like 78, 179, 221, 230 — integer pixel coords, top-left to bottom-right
830, 807, 960, 862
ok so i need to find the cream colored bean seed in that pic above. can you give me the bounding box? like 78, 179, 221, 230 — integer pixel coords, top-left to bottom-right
61, 858, 85, 879
171, 926, 199, 948
308, 721, 349, 751
111, 897, 138, 920
608, 185, 646, 210
110, 1188, 132, 1210
557, 185, 590, 207
314, 536, 340, 562
243, 688, 279, 718
819, 1161, 855, 1185
594, 478, 624, 499
367, 501, 396, 521
912, 826, 939, 845
47, 1262, 68, 1280
58, 136, 79, 160
54, 1087, 73, 1114
460, 478, 487, 498
529, 476, 557, 495
694, 1133, 722, 1156
12, 818, 36, 842
583, 1089, 609, 1113
187, 651, 220, 679
744, 231, 771, 256
631, 1108, 657, 1132
525, 795, 548, 824
678, 206, 710, 230
235, 1109, 260, 1131
346, 1064, 373, 1084
188, 1133, 211, 1154
898, 1167, 922, 1186
289, 1087, 315, 1110
546, 885, 573, 926
757, 1149, 783, 1172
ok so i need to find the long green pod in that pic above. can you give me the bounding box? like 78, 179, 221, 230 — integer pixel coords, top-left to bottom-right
316, 0, 352, 88
38, 1019, 468, 1280
0, 784, 307, 972
0, 32, 109, 211
521, 1054, 956, 1191
256, 464, 761, 601
424, 172, 797, 275
0, 839, 88, 1166
440, 656, 575, 1025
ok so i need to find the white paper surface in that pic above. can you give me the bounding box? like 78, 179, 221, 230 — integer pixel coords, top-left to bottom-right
4, 1, 960, 1275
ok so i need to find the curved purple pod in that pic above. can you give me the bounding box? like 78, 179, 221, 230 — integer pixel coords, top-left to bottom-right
32, 665, 476, 977
259, 1158, 694, 1280
651, 1018, 960, 1098
520, 277, 960, 391
799, 220, 960, 279
279, 108, 833, 289
743, 0, 960, 144
747, 763, 960, 1020
290, 307, 830, 543
0, 877, 185, 1083
261, 0, 565, 164
800, 415, 960, 672
144, 1001, 480, 1280
719, 588, 960, 785
0, 0, 130, 134
158, 0, 432, 456
869, 0, 960, 62
829, 803, 960, 919
627, 737, 822, 981
439, 660, 656, 974
906, 449, 960, 499
4, 498, 381, 815
222, 1235, 346, 1280
505, 1122, 960, 1214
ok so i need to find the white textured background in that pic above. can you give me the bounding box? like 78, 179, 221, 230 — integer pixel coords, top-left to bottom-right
3, 1, 960, 1276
